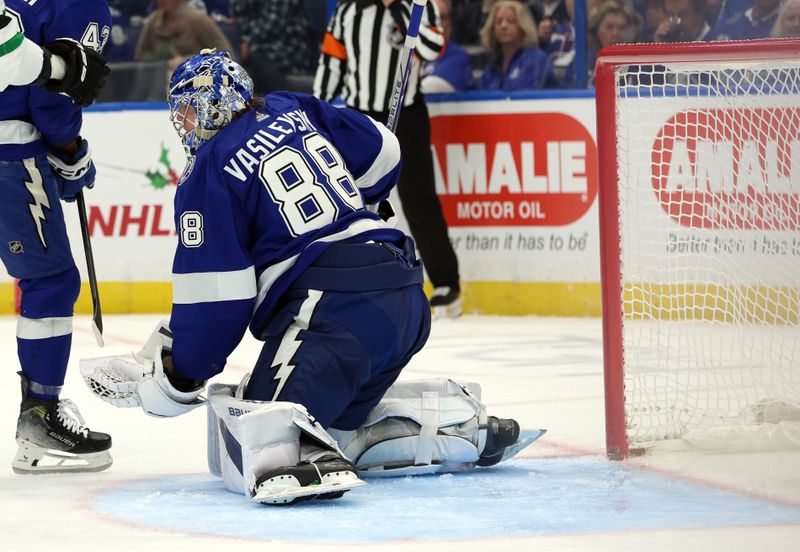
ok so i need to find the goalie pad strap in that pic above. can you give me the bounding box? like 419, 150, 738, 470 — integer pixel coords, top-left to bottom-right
416, 391, 438, 466
331, 378, 487, 474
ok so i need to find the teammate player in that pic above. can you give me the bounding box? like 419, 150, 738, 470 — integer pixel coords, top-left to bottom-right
0, 0, 109, 103
81, 50, 527, 504
3, 0, 113, 474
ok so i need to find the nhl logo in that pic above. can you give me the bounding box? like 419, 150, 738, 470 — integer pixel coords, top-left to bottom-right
8, 241, 23, 254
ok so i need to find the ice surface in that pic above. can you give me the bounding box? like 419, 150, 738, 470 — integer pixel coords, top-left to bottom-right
0, 314, 798, 551
93, 458, 800, 542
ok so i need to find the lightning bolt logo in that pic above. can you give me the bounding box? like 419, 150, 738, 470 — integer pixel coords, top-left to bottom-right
270, 290, 323, 400
23, 158, 51, 249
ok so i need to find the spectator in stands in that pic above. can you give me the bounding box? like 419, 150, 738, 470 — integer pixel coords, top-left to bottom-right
589, 1, 639, 55
478, 0, 553, 90
711, 0, 780, 40
573, 0, 639, 84
772, 0, 800, 37
204, 0, 232, 21
635, 0, 666, 41
452, 0, 494, 45
705, 0, 724, 27
134, 0, 233, 73
230, 0, 317, 94
111, 0, 151, 23
452, 0, 537, 45
531, 0, 571, 50
422, 0, 474, 93
653, 0, 711, 42
106, 5, 135, 61
710, 0, 753, 32
546, 0, 576, 85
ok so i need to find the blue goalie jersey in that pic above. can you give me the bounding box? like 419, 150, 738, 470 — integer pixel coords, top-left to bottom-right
170, 92, 405, 380
0, 0, 111, 160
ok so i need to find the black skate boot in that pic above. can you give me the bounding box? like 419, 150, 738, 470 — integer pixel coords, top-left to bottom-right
477, 416, 521, 467
251, 453, 365, 505
430, 286, 462, 319
13, 372, 112, 474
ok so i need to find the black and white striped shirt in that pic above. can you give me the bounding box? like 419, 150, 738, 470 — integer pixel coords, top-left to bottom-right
313, 0, 444, 112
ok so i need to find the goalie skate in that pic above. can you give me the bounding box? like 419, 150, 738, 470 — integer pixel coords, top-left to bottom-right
492, 429, 546, 464
13, 373, 112, 474
251, 454, 365, 505
477, 417, 546, 467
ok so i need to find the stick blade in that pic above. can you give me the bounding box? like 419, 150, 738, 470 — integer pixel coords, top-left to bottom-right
92, 319, 104, 348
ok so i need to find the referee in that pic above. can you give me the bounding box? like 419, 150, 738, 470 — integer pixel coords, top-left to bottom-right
314, 0, 462, 317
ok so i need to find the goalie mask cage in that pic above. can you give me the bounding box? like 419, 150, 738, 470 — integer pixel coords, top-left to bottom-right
596, 40, 800, 460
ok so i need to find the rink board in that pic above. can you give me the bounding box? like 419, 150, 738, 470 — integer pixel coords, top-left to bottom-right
91, 456, 800, 542
0, 93, 603, 316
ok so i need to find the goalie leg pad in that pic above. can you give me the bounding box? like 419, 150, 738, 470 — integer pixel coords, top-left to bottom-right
207, 384, 363, 503
329, 378, 488, 477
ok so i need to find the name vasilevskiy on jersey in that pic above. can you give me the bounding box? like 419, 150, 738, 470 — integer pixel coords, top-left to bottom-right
223, 109, 318, 183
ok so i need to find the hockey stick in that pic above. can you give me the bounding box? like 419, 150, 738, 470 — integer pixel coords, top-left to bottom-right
385, 0, 429, 133
373, 0, 429, 221
76, 191, 104, 347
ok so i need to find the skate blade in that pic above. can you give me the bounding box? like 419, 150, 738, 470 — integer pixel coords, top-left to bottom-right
12, 441, 113, 474
359, 462, 474, 478
432, 300, 462, 320
252, 472, 366, 505
497, 429, 547, 464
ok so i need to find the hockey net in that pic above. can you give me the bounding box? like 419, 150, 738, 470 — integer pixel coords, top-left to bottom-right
596, 40, 800, 459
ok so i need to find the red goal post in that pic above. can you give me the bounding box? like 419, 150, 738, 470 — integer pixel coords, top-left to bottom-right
595, 40, 800, 460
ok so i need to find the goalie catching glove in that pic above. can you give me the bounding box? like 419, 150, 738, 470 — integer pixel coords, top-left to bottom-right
80, 320, 205, 417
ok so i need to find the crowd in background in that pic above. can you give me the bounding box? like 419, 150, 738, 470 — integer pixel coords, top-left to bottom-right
105, 0, 800, 94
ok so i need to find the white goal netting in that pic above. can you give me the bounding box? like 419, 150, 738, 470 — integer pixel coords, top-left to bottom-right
613, 59, 800, 451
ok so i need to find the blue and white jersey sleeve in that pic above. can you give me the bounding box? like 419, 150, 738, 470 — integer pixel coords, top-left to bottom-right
28, 0, 111, 146
0, 0, 45, 90
300, 94, 401, 205
169, 154, 257, 381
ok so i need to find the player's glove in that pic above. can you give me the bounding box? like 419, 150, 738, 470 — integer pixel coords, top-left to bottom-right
367, 199, 397, 225
133, 319, 173, 363
47, 137, 95, 202
42, 38, 109, 107
80, 321, 206, 418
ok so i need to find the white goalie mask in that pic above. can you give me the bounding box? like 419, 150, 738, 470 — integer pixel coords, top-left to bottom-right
167, 49, 254, 156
